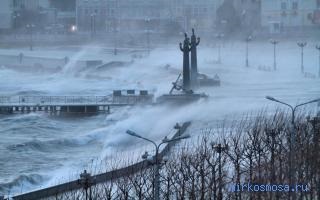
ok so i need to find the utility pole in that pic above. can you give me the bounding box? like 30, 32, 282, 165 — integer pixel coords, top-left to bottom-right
245, 35, 252, 67
270, 39, 279, 70
316, 45, 320, 78
297, 42, 307, 74
213, 143, 228, 200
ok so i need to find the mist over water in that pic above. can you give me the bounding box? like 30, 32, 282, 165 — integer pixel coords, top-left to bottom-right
0, 40, 319, 195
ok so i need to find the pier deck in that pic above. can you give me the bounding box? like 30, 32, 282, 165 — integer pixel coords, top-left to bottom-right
0, 94, 153, 114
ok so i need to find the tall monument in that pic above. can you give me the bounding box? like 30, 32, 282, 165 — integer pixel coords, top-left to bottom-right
190, 28, 200, 89
179, 33, 192, 91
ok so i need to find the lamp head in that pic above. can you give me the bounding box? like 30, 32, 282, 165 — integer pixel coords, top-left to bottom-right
162, 136, 169, 143
174, 134, 191, 140
174, 123, 181, 130
126, 130, 140, 138
297, 42, 307, 47
270, 39, 278, 44
265, 96, 276, 101
308, 98, 320, 104
162, 134, 190, 144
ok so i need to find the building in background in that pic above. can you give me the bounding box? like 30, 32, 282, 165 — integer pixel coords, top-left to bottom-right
261, 0, 318, 33
48, 0, 76, 32
12, 0, 52, 30
76, 0, 111, 32
169, 0, 222, 33
0, 0, 76, 33
314, 0, 320, 24
76, 0, 223, 35
0, 0, 13, 31
13, 0, 49, 10
234, 0, 261, 33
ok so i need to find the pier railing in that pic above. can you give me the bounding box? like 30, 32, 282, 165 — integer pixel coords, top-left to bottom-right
0, 96, 11, 104
11, 122, 191, 200
17, 96, 111, 105
0, 94, 153, 106
0, 96, 111, 105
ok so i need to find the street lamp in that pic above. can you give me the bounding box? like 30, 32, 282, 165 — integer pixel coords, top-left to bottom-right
245, 35, 252, 67
265, 96, 320, 199
266, 96, 320, 125
113, 17, 118, 55
26, 24, 35, 51
316, 45, 320, 78
90, 13, 96, 39
126, 129, 190, 200
78, 170, 93, 200
297, 42, 307, 74
145, 18, 151, 55
212, 143, 228, 200
215, 33, 224, 64
270, 39, 279, 70
12, 13, 20, 39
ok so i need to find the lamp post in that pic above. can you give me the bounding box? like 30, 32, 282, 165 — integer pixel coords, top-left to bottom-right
113, 17, 118, 55
270, 39, 279, 70
145, 18, 151, 55
215, 33, 224, 64
245, 35, 252, 67
26, 24, 35, 51
126, 129, 190, 200
90, 13, 96, 39
212, 143, 228, 200
297, 42, 307, 74
316, 45, 320, 78
265, 96, 320, 200
12, 13, 20, 39
78, 170, 92, 200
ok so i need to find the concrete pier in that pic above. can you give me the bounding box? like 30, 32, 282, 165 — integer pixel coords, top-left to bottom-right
0, 91, 153, 115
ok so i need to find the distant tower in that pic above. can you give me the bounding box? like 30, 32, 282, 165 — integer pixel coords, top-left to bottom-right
190, 28, 200, 89
179, 33, 192, 91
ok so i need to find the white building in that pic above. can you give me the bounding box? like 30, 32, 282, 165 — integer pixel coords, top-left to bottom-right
13, 0, 50, 10
76, 0, 223, 33
261, 0, 318, 33
0, 0, 13, 30
169, 0, 223, 32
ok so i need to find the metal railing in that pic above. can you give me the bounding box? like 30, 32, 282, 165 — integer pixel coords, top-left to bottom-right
12, 122, 191, 200
0, 96, 111, 105
17, 96, 111, 105
0, 96, 11, 104
0, 95, 154, 106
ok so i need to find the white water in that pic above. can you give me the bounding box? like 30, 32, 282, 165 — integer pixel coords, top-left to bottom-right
0, 40, 319, 196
